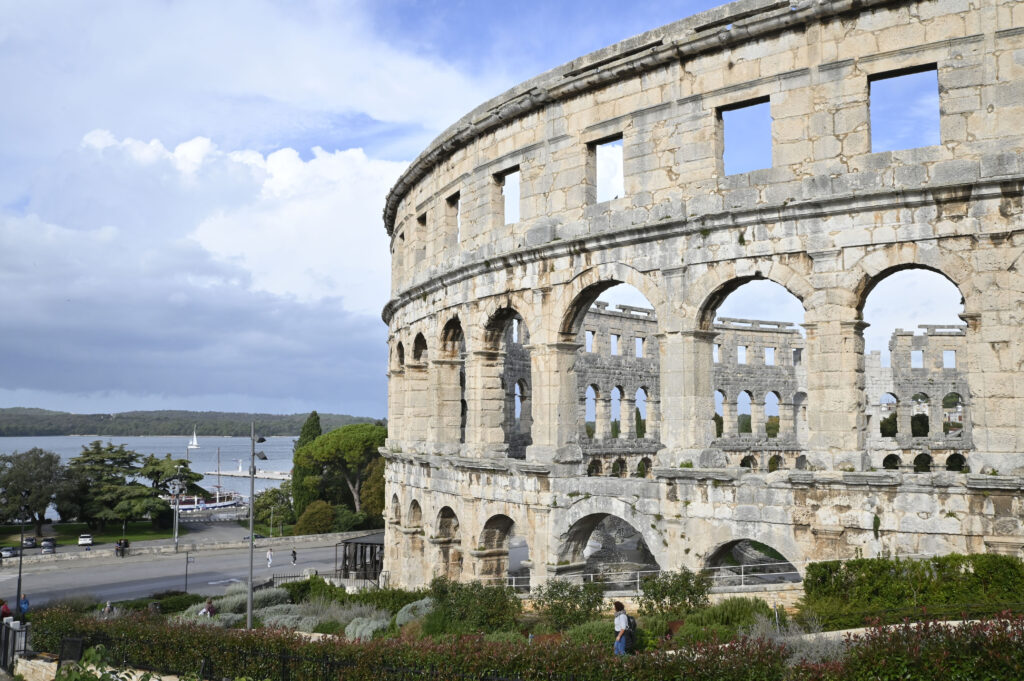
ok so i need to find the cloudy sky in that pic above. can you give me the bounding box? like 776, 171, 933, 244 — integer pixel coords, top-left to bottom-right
0, 0, 956, 418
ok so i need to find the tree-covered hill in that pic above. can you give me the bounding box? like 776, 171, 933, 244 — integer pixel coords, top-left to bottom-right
0, 408, 381, 437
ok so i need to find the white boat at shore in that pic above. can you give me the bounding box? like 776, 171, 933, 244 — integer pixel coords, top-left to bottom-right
164, 490, 245, 512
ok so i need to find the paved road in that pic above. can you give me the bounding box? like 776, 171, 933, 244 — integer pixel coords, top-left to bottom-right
0, 522, 353, 607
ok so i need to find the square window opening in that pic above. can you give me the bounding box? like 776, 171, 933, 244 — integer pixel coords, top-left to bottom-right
737, 345, 747, 365
593, 136, 624, 203
719, 97, 772, 175
943, 350, 956, 369
911, 350, 924, 368
869, 66, 939, 153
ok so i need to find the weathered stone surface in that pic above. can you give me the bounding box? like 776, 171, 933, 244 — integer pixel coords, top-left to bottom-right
380, 0, 1024, 588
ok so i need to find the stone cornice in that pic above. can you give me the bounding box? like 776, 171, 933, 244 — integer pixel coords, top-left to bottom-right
383, 178, 1024, 324
382, 0, 910, 236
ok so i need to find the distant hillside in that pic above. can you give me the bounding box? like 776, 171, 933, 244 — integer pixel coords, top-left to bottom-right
0, 408, 382, 437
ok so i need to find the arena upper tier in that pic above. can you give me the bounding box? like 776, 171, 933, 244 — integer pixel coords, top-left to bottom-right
380, 0, 1024, 589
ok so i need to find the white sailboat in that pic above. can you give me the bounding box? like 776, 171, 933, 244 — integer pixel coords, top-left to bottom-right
186, 426, 199, 461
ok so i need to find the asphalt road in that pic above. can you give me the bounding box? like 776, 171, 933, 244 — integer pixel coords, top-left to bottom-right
0, 523, 347, 607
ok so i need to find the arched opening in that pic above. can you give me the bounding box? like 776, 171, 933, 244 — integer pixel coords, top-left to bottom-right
413, 333, 428, 362
434, 506, 463, 580
740, 455, 757, 469
635, 387, 648, 439
390, 494, 401, 524
737, 391, 752, 434
407, 500, 423, 528
587, 459, 603, 476
911, 393, 930, 437
883, 454, 902, 470
569, 282, 662, 446
477, 514, 528, 588
557, 513, 660, 586
879, 393, 898, 437
768, 454, 783, 472
945, 453, 966, 472
704, 539, 800, 586
861, 267, 966, 450
764, 392, 780, 438
486, 307, 532, 459
439, 317, 467, 445
636, 457, 653, 479
704, 279, 806, 448
942, 392, 964, 437
913, 453, 933, 473
584, 385, 598, 439
395, 342, 405, 367
611, 457, 627, 478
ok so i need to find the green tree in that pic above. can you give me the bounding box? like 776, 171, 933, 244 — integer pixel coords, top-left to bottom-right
138, 454, 204, 495
254, 482, 295, 528
0, 448, 65, 536
359, 457, 386, 521
880, 411, 898, 437
294, 499, 335, 534
714, 413, 723, 437
635, 407, 646, 439
294, 424, 386, 513
291, 411, 322, 518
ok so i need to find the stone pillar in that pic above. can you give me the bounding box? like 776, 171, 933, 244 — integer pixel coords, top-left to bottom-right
802, 309, 866, 468
929, 400, 943, 440
646, 397, 661, 441
897, 400, 913, 445
387, 369, 405, 447
525, 342, 583, 463
464, 350, 507, 457
750, 398, 765, 438
427, 359, 463, 453
621, 395, 637, 439
721, 398, 734, 437
595, 395, 611, 439
659, 330, 716, 457
778, 396, 795, 440
403, 363, 429, 450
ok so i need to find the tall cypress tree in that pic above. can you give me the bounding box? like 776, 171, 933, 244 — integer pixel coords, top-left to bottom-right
292, 411, 322, 518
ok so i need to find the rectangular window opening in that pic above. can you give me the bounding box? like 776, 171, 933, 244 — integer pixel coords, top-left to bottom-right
585, 330, 594, 353
765, 347, 775, 366
911, 350, 924, 368
713, 344, 720, 363
635, 337, 644, 358
719, 97, 772, 175
610, 334, 620, 356
943, 350, 956, 369
869, 65, 939, 153
497, 168, 520, 225
447, 192, 461, 244
737, 345, 747, 365
593, 136, 624, 203
792, 348, 802, 366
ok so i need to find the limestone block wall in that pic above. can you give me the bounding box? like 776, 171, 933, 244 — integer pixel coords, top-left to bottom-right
380, 0, 1024, 587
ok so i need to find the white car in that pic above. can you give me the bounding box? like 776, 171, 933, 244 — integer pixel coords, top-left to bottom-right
77, 534, 93, 546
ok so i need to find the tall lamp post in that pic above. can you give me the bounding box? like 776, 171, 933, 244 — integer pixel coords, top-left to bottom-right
15, 490, 29, 616
169, 478, 185, 553
246, 421, 266, 630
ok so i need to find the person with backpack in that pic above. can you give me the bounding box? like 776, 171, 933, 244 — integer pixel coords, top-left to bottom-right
612, 601, 635, 655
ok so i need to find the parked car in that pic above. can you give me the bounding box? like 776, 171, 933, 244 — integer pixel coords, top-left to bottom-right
41, 545, 55, 555
78, 534, 93, 546
243, 533, 265, 541
21, 536, 36, 549
0, 547, 19, 558
40, 537, 56, 548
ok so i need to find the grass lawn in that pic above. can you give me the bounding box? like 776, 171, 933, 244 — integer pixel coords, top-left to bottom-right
0, 522, 183, 547
236, 520, 295, 538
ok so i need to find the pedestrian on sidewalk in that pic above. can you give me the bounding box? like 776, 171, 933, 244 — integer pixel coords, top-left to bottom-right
291, 549, 296, 566
18, 594, 29, 618
266, 548, 273, 569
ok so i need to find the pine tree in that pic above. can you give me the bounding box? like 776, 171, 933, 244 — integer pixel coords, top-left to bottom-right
291, 411, 323, 518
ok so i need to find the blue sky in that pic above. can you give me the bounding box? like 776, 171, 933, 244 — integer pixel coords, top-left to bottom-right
0, 0, 955, 418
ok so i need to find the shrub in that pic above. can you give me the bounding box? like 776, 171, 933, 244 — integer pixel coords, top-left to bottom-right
425, 577, 521, 634
252, 588, 291, 610
636, 568, 710, 616
395, 597, 433, 627
564, 619, 613, 646
349, 587, 429, 614
294, 500, 335, 535
345, 613, 390, 641
532, 579, 605, 631
280, 579, 311, 604
482, 630, 526, 645
333, 505, 366, 532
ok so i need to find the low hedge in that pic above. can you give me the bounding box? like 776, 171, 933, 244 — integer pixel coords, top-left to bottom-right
32, 607, 1024, 680
280, 577, 427, 615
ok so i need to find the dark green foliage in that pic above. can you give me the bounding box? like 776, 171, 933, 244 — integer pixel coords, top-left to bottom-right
636, 568, 710, 617
295, 411, 322, 451
0, 407, 376, 437
358, 456, 386, 520
765, 416, 779, 438
531, 579, 605, 631
293, 424, 387, 514
564, 619, 613, 646
284, 576, 427, 615
291, 411, 323, 519
0, 448, 64, 533
714, 413, 723, 437
738, 414, 752, 434
800, 554, 1024, 628
293, 500, 335, 534
312, 620, 343, 635
280, 579, 312, 604
911, 413, 929, 437
116, 591, 205, 614
333, 505, 366, 532
610, 420, 620, 438
255, 483, 295, 528
635, 407, 646, 439
424, 576, 521, 634
879, 411, 898, 437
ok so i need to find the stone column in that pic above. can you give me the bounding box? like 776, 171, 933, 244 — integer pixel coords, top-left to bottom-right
621, 395, 637, 439
750, 397, 765, 438
721, 397, 735, 437
595, 395, 611, 440
897, 399, 913, 446
802, 308, 866, 469
659, 330, 716, 458
427, 359, 463, 453
403, 363, 430, 450
778, 396, 795, 440
387, 369, 405, 448
525, 342, 583, 463
646, 397, 661, 441
464, 350, 507, 457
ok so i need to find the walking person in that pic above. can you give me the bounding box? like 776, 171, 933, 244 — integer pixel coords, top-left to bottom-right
291, 549, 296, 566
266, 548, 273, 569
612, 601, 628, 656
18, 594, 29, 618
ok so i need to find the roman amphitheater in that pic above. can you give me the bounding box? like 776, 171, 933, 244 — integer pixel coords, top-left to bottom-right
380, 0, 1024, 594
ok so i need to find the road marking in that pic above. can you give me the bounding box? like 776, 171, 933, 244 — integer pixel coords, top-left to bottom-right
207, 578, 242, 585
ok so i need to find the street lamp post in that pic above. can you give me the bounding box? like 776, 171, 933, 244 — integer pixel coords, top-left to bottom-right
16, 490, 29, 617
169, 478, 184, 553
246, 421, 266, 630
